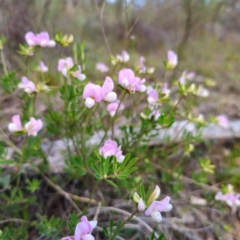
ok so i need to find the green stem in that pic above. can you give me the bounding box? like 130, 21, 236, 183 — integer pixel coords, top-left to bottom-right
1, 49, 8, 76
31, 93, 37, 117
98, 91, 127, 147
81, 107, 94, 169
110, 209, 138, 240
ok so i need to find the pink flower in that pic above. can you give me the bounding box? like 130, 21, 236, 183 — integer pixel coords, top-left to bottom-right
96, 63, 109, 73
217, 115, 229, 129
39, 61, 48, 72
107, 99, 124, 117
162, 83, 171, 95
58, 57, 74, 77
8, 115, 23, 133
116, 50, 130, 63
72, 65, 86, 81
167, 50, 178, 69
24, 117, 43, 136
101, 77, 117, 103
147, 90, 158, 105
25, 31, 56, 48
179, 71, 196, 84
215, 192, 240, 208
83, 77, 117, 108
145, 196, 172, 222
18, 76, 36, 94
99, 140, 125, 163
138, 198, 146, 211
61, 216, 97, 240
83, 83, 102, 108
118, 68, 146, 93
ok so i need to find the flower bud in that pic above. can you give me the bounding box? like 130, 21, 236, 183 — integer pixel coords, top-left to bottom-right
147, 185, 160, 204
133, 192, 140, 203
138, 198, 146, 211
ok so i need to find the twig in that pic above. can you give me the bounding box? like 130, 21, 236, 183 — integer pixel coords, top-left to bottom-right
94, 202, 102, 221
41, 173, 97, 205
152, 163, 220, 193
0, 218, 28, 224
126, 0, 150, 37
94, 0, 112, 55
97, 207, 159, 239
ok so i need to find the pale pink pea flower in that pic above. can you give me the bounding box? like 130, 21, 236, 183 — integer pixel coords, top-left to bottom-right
167, 50, 178, 69
116, 50, 130, 63
83, 83, 102, 108
99, 140, 125, 163
24, 117, 43, 136
179, 71, 196, 84
39, 61, 48, 72
72, 65, 86, 81
58, 57, 74, 77
18, 76, 36, 94
217, 115, 229, 129
61, 216, 97, 240
8, 115, 23, 133
145, 196, 173, 222
25, 31, 56, 48
101, 77, 117, 102
215, 192, 240, 209
118, 68, 146, 93
147, 90, 158, 105
107, 99, 125, 117
96, 63, 109, 73
83, 77, 117, 108
162, 82, 171, 95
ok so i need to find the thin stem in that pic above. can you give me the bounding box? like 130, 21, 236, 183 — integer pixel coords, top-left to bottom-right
98, 91, 127, 147
110, 209, 138, 240
86, 180, 99, 211
32, 92, 37, 117
1, 49, 8, 76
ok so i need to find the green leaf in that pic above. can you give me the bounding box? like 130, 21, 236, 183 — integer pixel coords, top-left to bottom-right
0, 159, 15, 165
105, 179, 118, 188
67, 221, 74, 234
102, 226, 109, 237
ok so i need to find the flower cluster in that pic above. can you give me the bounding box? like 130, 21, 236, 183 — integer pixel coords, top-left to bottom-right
133, 186, 172, 222
8, 115, 43, 137
99, 140, 125, 163
18, 76, 49, 93
62, 216, 97, 240
83, 77, 117, 108
118, 68, 146, 94
25, 31, 56, 48
58, 57, 86, 81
